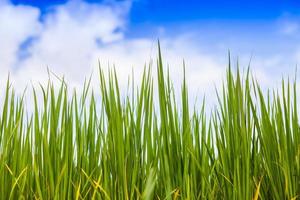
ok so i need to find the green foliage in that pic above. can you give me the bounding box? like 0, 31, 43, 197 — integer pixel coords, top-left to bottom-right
0, 46, 299, 199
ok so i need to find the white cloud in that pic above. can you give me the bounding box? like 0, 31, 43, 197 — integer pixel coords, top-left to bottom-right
13, 0, 131, 88
277, 13, 300, 36
280, 20, 299, 35
0, 0, 132, 110
0, 3, 41, 76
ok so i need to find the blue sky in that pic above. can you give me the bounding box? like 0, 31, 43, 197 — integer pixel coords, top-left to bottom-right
1, 0, 300, 107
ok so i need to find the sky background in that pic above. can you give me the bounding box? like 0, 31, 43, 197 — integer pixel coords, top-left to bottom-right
1, 0, 300, 108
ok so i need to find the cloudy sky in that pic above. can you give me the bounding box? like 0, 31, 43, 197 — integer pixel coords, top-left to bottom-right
1, 0, 300, 107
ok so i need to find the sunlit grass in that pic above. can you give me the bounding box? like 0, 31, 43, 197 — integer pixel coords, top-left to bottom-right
0, 45, 299, 199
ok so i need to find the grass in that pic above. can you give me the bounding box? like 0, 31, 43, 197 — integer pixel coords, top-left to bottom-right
0, 45, 299, 199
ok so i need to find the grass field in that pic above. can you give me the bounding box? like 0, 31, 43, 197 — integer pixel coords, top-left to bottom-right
0, 46, 299, 199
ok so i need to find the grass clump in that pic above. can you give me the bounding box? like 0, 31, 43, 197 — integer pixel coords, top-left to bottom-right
0, 46, 299, 199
